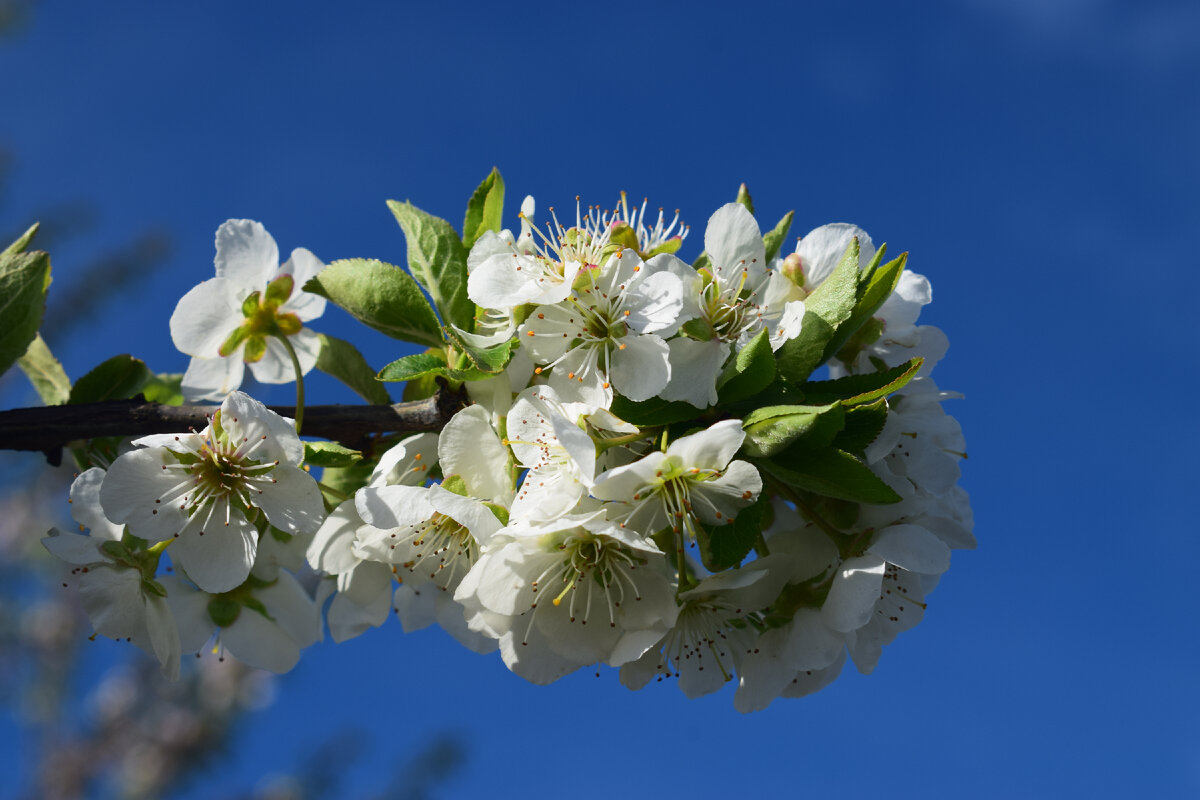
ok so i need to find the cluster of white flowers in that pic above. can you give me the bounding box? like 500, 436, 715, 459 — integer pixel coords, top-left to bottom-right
43, 189, 972, 711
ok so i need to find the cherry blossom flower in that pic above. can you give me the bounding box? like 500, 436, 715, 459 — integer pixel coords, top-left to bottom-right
170, 219, 326, 402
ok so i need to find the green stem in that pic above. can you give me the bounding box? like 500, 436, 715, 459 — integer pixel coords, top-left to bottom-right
275, 334, 306, 435
593, 427, 659, 455
147, 538, 174, 557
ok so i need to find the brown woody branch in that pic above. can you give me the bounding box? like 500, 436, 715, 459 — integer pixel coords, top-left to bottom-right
0, 385, 468, 465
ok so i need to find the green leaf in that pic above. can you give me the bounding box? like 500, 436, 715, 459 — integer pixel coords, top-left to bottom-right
442, 326, 514, 374
207, 597, 241, 628
440, 474, 469, 496
17, 333, 70, 405
735, 183, 755, 215
315, 333, 392, 405
833, 249, 907, 365
833, 399, 888, 457
797, 358, 922, 406
462, 167, 506, 250
377, 351, 448, 383
741, 403, 844, 458
762, 210, 793, 262
697, 492, 768, 572
69, 354, 154, 404
304, 441, 363, 468
774, 237, 861, 382
610, 395, 703, 426
141, 373, 185, 406
3, 222, 39, 256
717, 327, 775, 403
761, 448, 902, 504
387, 200, 474, 332
320, 461, 375, 498
0, 249, 51, 379
303, 259, 444, 348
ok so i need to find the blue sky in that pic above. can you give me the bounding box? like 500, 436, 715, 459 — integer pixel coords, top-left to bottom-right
2, 1, 1198, 797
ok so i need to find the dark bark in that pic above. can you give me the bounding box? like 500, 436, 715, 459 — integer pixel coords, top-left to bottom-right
0, 385, 467, 465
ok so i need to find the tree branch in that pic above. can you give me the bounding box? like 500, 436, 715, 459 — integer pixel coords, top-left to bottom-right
0, 385, 468, 463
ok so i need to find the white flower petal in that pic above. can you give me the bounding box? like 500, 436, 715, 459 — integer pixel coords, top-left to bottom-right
439, 406, 512, 504
144, 595, 182, 681
247, 328, 321, 384
666, 419, 745, 470
169, 278, 244, 358
821, 554, 886, 633
171, 513, 258, 594
214, 219, 278, 294
279, 248, 327, 321
328, 585, 392, 643
868, 524, 952, 575
253, 465, 325, 536
100, 448, 189, 542
181, 355, 244, 403
259, 570, 321, 649
160, 576, 215, 654
42, 530, 101, 565
370, 432, 439, 487
610, 334, 670, 402
222, 609, 301, 673
69, 469, 123, 540
624, 270, 684, 335
307, 500, 362, 575
795, 223, 875, 291
219, 391, 303, 465
428, 484, 503, 542
355, 485, 435, 529
704, 203, 765, 278
659, 337, 728, 408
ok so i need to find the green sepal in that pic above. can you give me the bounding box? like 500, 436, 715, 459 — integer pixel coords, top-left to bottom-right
608, 222, 640, 251
443, 326, 514, 375
609, 395, 704, 426
218, 324, 249, 357
484, 502, 509, 526
797, 357, 922, 406
717, 327, 775, 402
264, 274, 294, 308
303, 441, 363, 468
680, 318, 715, 341
462, 167, 506, 250
141, 577, 168, 598
207, 597, 241, 628
735, 183, 755, 214
241, 596, 273, 620
762, 210, 794, 263
268, 526, 293, 543
275, 313, 302, 336
440, 474, 469, 496
696, 492, 768, 572
377, 351, 448, 383
759, 448, 902, 504
0, 248, 51, 379
642, 237, 682, 258
242, 335, 267, 363
833, 399, 888, 457
693, 252, 712, 272
241, 291, 262, 317
402, 369, 442, 401
303, 259, 445, 348
774, 238, 861, 382
387, 200, 474, 333
741, 403, 844, 458
69, 354, 155, 404
17, 333, 70, 405
315, 333, 392, 405
3, 222, 39, 256
99, 539, 135, 564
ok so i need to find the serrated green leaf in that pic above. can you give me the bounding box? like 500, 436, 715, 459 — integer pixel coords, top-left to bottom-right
797, 358, 922, 406
697, 492, 767, 572
0, 249, 51, 379
774, 238, 861, 382
762, 210, 793, 262
387, 200, 474, 333
69, 354, 154, 405
760, 448, 902, 504
377, 352, 448, 383
315, 333, 392, 404
303, 259, 444, 348
741, 403, 844, 458
17, 333, 70, 405
142, 373, 185, 406
834, 399, 888, 457
3, 222, 39, 256
717, 327, 775, 402
320, 461, 375, 498
304, 441, 363, 468
830, 249, 907, 366
735, 183, 755, 214
443, 326, 514, 374
610, 395, 703, 426
462, 167, 506, 250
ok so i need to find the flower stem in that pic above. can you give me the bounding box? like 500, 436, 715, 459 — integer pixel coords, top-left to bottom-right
274, 334, 306, 435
